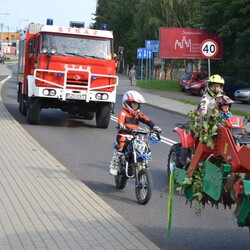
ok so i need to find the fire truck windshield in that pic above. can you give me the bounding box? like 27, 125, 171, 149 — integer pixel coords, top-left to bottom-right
41, 34, 112, 59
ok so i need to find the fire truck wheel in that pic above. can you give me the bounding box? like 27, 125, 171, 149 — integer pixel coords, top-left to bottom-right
19, 94, 27, 116
27, 97, 41, 124
17, 83, 21, 102
96, 103, 111, 128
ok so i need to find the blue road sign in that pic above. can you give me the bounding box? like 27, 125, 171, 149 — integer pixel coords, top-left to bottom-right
145, 40, 159, 52
137, 48, 153, 59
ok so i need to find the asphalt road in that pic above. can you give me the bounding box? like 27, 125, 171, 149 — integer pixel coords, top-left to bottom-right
1, 64, 250, 249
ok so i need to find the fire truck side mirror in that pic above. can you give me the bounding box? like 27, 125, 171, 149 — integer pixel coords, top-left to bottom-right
28, 39, 35, 53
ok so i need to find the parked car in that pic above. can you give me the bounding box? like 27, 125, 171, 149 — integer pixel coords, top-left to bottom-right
179, 72, 208, 92
185, 78, 208, 96
234, 88, 250, 104
185, 75, 250, 99
222, 76, 250, 100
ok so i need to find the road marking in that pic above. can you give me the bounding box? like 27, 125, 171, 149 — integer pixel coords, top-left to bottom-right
0, 75, 12, 84
111, 115, 176, 146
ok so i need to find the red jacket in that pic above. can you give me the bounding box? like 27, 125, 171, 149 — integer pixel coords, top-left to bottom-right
117, 108, 154, 133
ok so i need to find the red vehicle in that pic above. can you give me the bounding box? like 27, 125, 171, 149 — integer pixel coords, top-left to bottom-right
179, 72, 208, 93
167, 115, 250, 230
17, 19, 119, 128
185, 78, 208, 96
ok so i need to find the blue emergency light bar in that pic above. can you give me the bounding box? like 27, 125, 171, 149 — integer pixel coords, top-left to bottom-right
46, 18, 53, 25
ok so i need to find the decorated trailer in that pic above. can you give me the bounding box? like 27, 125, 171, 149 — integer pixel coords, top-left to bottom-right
167, 113, 250, 235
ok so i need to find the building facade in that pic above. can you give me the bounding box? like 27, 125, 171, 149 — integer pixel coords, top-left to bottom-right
1, 31, 20, 55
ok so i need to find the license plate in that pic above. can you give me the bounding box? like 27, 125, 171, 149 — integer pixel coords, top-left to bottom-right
66, 93, 86, 100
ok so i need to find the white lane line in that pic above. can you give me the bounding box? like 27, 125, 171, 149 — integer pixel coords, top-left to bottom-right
111, 115, 176, 146
0, 75, 12, 83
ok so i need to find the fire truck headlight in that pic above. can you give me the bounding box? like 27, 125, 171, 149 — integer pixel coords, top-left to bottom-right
51, 46, 57, 55
96, 93, 102, 100
102, 94, 108, 100
95, 93, 109, 100
42, 47, 48, 54
43, 89, 49, 96
43, 89, 56, 96
50, 89, 56, 96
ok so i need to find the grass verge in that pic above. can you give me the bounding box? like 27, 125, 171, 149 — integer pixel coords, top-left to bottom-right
137, 79, 250, 117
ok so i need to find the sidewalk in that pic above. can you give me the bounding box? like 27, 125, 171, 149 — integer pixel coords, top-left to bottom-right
0, 64, 160, 250
116, 74, 196, 116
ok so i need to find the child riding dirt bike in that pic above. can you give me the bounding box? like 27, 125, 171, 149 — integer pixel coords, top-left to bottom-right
109, 90, 162, 176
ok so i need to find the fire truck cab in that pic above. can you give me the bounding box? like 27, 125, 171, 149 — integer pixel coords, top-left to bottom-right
17, 19, 118, 128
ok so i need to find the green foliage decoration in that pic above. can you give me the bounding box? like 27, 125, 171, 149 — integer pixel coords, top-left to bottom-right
176, 166, 204, 216
176, 108, 226, 215
186, 108, 225, 149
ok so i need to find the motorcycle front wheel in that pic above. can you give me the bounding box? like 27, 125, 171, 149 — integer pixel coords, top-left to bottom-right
135, 168, 153, 205
115, 174, 128, 189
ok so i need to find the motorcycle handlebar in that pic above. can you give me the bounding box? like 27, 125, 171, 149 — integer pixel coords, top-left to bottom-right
117, 126, 161, 140
243, 116, 250, 125
132, 129, 148, 135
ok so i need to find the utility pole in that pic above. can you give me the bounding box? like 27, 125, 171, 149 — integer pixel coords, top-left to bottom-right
1, 23, 3, 56
0, 13, 10, 56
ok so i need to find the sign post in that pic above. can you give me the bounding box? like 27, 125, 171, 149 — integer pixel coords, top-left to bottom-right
137, 48, 153, 80
200, 39, 219, 77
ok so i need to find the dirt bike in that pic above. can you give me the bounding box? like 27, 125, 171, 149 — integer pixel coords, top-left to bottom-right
167, 115, 250, 230
113, 128, 161, 205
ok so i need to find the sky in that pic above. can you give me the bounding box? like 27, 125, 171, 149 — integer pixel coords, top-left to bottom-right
0, 0, 97, 32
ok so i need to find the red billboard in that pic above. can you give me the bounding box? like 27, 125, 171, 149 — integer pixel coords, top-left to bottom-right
159, 28, 223, 59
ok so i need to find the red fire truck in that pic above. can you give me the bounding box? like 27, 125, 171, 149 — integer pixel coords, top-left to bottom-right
17, 19, 118, 128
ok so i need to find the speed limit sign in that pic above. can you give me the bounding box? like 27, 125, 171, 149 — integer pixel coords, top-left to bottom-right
200, 39, 219, 58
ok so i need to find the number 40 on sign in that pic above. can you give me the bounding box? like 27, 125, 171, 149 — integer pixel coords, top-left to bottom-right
200, 39, 219, 59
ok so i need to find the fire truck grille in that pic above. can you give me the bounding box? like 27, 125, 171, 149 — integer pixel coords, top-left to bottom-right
67, 78, 88, 85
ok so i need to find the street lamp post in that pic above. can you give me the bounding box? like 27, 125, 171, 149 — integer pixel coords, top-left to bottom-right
0, 13, 10, 57
19, 19, 29, 32
17, 19, 29, 57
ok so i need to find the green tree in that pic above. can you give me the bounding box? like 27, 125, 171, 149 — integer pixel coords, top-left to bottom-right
196, 0, 250, 80
93, 0, 250, 81
94, 0, 140, 68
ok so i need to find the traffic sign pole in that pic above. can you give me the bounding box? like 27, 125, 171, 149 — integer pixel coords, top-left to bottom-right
208, 58, 211, 77
137, 48, 153, 80
200, 39, 219, 77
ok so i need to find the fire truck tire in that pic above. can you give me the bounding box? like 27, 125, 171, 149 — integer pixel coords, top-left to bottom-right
96, 103, 111, 128
19, 94, 27, 116
27, 97, 41, 124
17, 83, 21, 102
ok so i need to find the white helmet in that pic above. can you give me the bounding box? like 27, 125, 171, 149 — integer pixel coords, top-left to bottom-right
122, 90, 146, 114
